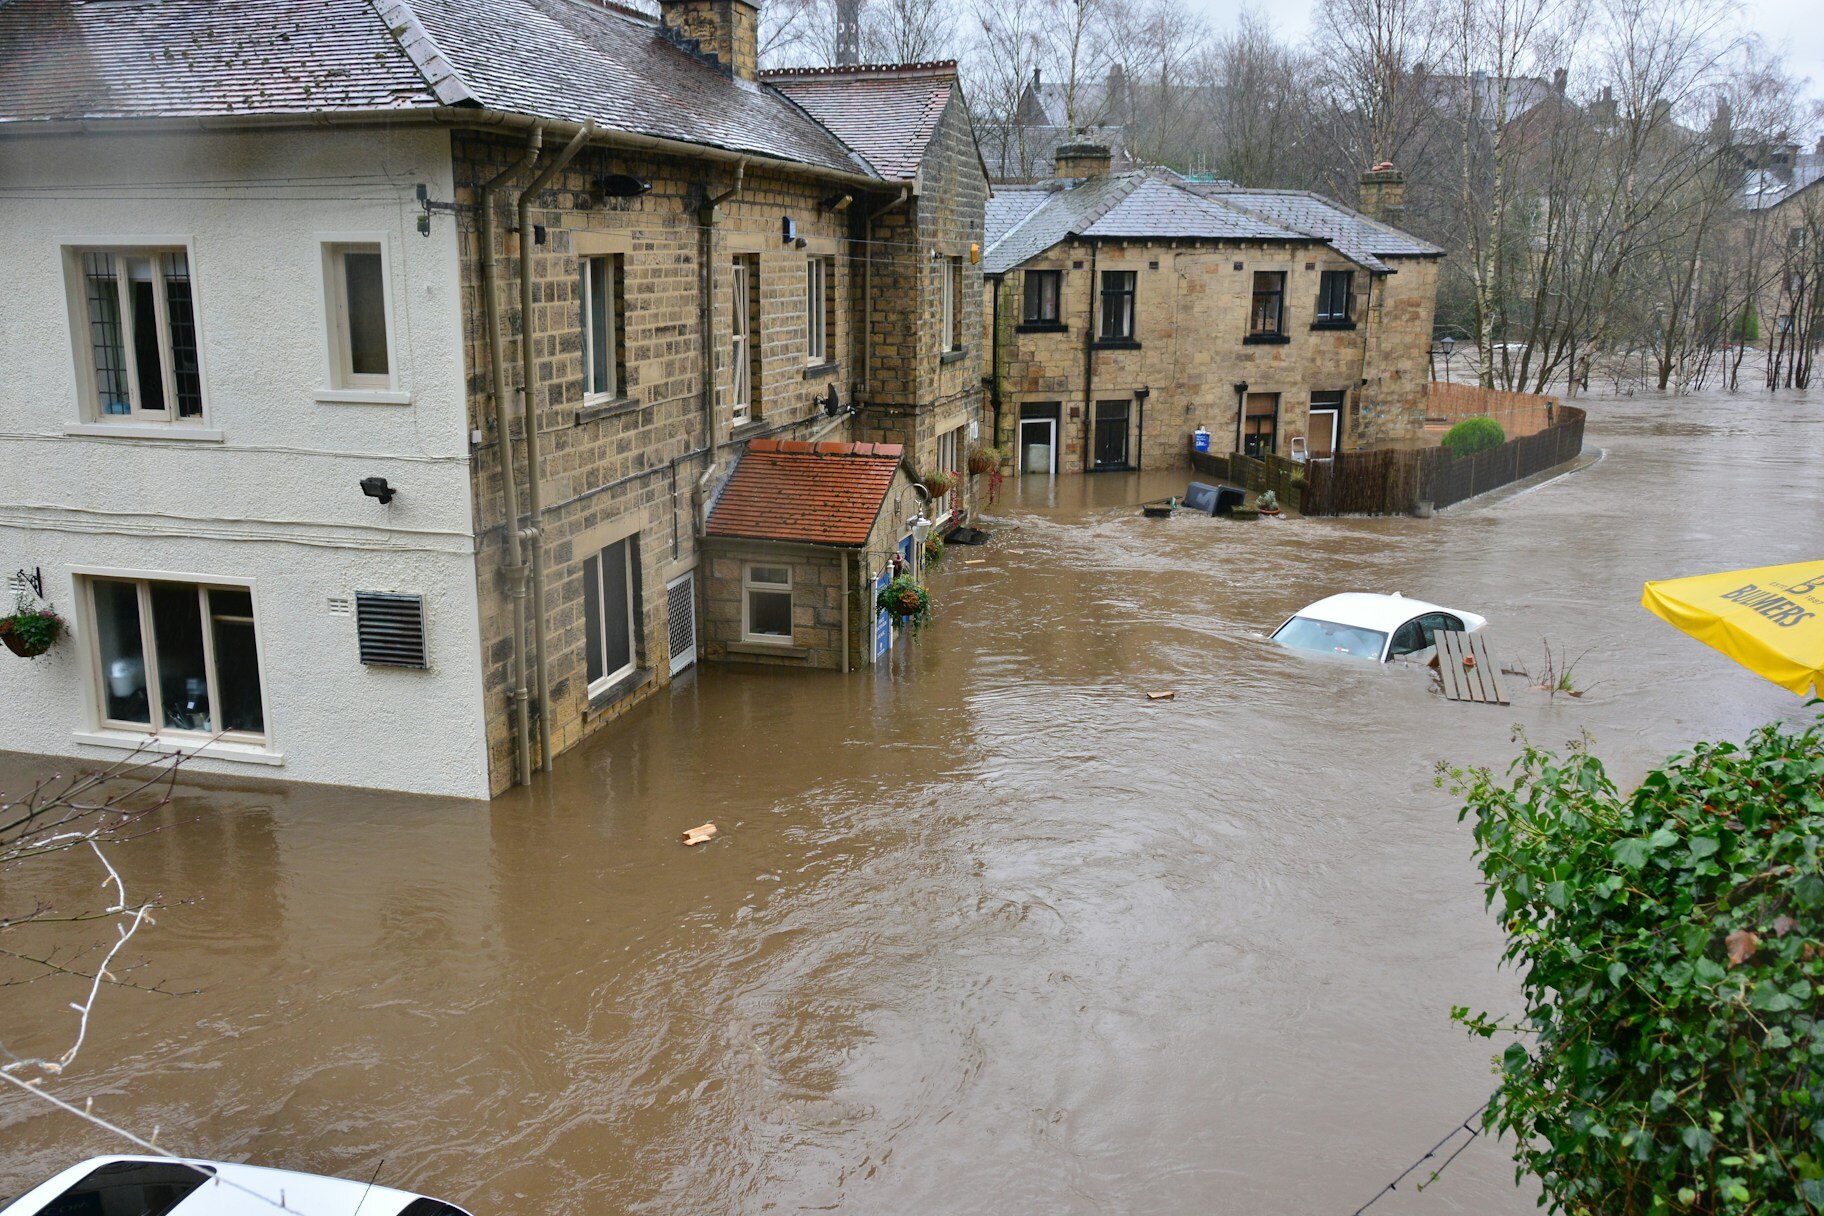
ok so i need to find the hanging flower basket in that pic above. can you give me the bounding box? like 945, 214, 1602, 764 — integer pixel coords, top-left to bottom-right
0, 603, 64, 659
924, 533, 945, 565
877, 575, 932, 632
966, 446, 1000, 476
923, 470, 957, 498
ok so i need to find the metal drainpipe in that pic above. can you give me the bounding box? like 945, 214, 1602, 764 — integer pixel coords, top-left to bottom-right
1355, 273, 1381, 442
693, 160, 746, 534
483, 126, 545, 788
1233, 381, 1247, 455
988, 274, 1002, 451
863, 189, 910, 395
516, 120, 596, 774
1083, 243, 1098, 471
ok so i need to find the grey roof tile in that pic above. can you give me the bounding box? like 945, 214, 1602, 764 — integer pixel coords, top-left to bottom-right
982, 172, 1307, 275
0, 0, 442, 121
0, 0, 878, 177
763, 63, 957, 181
1190, 185, 1444, 267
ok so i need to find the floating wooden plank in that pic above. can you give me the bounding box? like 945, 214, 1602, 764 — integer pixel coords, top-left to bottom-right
1436, 630, 1507, 704
1147, 690, 1176, 701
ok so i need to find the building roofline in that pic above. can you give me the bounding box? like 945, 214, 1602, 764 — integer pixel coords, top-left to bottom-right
760, 60, 960, 82
0, 105, 891, 190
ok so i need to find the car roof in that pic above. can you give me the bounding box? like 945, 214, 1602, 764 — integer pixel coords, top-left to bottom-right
2, 1156, 440, 1216
1291, 593, 1470, 633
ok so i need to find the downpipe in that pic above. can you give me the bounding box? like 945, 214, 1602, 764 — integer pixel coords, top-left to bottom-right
483, 126, 544, 788
517, 120, 597, 773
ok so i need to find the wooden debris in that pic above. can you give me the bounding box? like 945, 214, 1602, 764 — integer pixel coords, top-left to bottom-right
681, 822, 718, 846
1146, 690, 1176, 701
963, 559, 987, 565
1436, 630, 1508, 705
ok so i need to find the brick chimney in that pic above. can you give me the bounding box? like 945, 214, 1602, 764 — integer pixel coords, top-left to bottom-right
1055, 142, 1112, 180
1359, 163, 1405, 225
659, 0, 759, 82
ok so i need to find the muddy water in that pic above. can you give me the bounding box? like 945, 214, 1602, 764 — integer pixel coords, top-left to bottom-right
2, 387, 1818, 1215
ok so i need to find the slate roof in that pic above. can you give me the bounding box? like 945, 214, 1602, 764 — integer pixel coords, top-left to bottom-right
763, 62, 958, 181
982, 173, 1308, 275
707, 440, 906, 548
1193, 186, 1445, 271
983, 170, 1444, 275
1741, 152, 1824, 211
0, 0, 442, 120
0, 0, 876, 177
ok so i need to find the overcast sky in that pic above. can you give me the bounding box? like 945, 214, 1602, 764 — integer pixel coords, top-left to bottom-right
1185, 0, 1824, 137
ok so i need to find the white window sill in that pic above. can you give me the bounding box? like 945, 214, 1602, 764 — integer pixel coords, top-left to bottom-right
64, 423, 225, 442
72, 730, 285, 767
313, 388, 414, 406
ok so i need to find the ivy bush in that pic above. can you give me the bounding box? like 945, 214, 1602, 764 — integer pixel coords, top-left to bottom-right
1444, 723, 1824, 1214
1442, 415, 1507, 457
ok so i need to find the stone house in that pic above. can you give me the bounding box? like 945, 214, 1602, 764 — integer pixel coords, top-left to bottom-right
0, 0, 987, 798
982, 149, 1442, 474
702, 439, 921, 670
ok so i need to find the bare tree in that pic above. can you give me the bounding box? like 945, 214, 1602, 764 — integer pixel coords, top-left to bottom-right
966, 0, 1051, 176
1, 751, 191, 1080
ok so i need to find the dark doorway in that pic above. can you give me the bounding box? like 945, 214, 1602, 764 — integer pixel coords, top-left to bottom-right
1243, 392, 1279, 458
1093, 399, 1131, 469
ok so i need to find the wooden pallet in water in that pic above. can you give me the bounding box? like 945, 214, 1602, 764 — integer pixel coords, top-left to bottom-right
1436, 630, 1507, 704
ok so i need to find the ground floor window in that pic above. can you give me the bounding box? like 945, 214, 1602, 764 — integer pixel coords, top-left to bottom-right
584, 537, 638, 695
743, 564, 793, 641
86, 576, 265, 740
1307, 391, 1345, 459
1244, 392, 1280, 458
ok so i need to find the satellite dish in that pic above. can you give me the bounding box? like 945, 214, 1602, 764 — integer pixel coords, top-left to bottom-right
822, 385, 842, 416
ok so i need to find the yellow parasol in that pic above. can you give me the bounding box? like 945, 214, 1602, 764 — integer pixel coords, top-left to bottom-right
1642, 561, 1824, 696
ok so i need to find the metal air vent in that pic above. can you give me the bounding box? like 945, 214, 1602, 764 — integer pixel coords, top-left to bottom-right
355, 592, 427, 668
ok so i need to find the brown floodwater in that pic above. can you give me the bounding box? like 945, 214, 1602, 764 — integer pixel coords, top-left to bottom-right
3, 385, 1819, 1215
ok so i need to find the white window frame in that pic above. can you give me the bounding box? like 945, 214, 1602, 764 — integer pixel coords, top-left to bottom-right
319, 235, 404, 402
63, 242, 207, 426
933, 425, 962, 523
742, 563, 794, 643
806, 256, 828, 366
939, 256, 957, 352
584, 539, 639, 697
731, 259, 753, 424
74, 568, 272, 749
581, 252, 620, 402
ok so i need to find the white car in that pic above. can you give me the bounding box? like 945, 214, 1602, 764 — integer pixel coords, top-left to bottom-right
1271, 592, 1487, 663
0, 1156, 473, 1216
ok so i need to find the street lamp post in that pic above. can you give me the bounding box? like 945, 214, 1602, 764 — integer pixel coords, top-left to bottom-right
1441, 335, 1456, 383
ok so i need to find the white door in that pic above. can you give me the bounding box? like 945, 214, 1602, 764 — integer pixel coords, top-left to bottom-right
1019, 417, 1057, 474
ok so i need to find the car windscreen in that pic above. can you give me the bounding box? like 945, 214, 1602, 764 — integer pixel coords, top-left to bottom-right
1271, 615, 1388, 660
13, 1162, 215, 1216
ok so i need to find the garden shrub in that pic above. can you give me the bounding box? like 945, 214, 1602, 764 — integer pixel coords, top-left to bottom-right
1441, 415, 1506, 457
1443, 722, 1824, 1214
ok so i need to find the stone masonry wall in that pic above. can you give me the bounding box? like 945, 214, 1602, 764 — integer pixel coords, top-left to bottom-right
855, 92, 992, 513
454, 130, 880, 794
991, 238, 1443, 471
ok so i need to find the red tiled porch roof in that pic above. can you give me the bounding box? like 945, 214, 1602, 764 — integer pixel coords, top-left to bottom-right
707, 439, 906, 547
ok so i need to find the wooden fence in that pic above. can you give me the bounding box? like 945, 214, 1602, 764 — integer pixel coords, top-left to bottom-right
1300, 400, 1585, 515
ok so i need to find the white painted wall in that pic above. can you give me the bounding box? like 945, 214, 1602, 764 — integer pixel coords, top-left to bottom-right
0, 126, 491, 799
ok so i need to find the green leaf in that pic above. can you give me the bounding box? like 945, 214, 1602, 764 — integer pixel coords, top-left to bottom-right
1682, 1125, 1714, 1155
1612, 837, 1652, 868
1608, 961, 1628, 987
1502, 1042, 1531, 1075
1677, 1187, 1698, 1204
1687, 835, 1720, 858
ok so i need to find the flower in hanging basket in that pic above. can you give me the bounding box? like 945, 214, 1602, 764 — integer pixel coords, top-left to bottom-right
876, 574, 932, 631
966, 446, 1000, 476
0, 597, 65, 659
923, 469, 957, 498
924, 533, 945, 564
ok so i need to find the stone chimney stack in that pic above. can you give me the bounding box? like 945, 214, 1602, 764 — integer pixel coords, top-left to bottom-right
658, 0, 759, 82
1359, 162, 1406, 225
1055, 142, 1113, 180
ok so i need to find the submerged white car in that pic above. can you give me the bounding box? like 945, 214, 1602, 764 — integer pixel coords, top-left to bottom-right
0, 1156, 473, 1216
1271, 592, 1487, 663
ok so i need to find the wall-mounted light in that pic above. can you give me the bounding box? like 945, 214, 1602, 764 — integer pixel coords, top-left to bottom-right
1134, 386, 1150, 400
820, 192, 853, 213
597, 173, 653, 198
782, 216, 798, 244
360, 477, 396, 505
970, 242, 981, 264
794, 236, 808, 249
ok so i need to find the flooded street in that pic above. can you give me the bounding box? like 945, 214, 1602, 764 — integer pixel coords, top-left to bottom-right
3, 386, 1818, 1215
